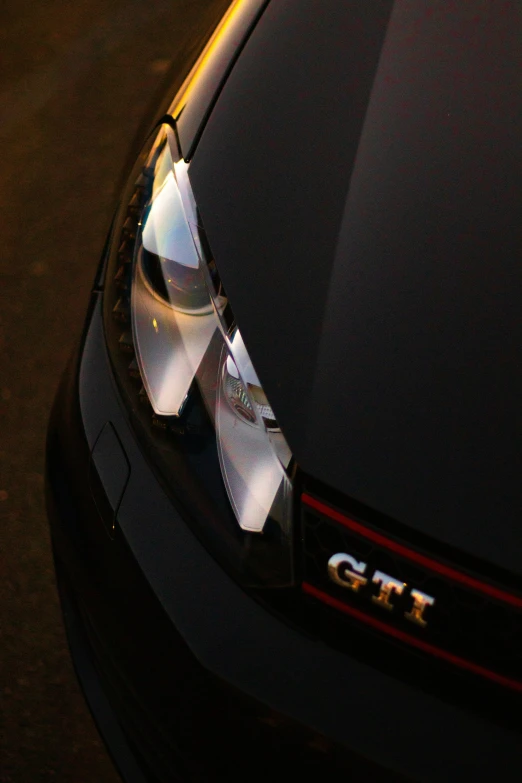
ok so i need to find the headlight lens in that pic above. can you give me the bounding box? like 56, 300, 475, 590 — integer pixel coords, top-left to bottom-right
103, 124, 294, 586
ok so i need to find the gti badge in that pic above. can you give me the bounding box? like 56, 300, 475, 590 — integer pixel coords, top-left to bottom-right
327, 552, 435, 628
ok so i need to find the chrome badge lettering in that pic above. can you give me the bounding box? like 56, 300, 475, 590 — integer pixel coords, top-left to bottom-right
404, 589, 435, 628
327, 553, 436, 628
328, 552, 368, 592
371, 570, 406, 610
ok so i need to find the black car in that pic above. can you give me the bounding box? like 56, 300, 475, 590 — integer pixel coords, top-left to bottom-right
46, 1, 522, 780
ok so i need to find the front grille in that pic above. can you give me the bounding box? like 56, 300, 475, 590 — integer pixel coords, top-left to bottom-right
301, 491, 522, 694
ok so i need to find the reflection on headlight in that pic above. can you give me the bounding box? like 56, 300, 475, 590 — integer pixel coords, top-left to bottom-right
216, 351, 291, 532
132, 254, 217, 416
126, 124, 293, 536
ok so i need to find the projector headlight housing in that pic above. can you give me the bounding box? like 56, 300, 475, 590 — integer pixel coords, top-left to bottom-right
103, 123, 295, 587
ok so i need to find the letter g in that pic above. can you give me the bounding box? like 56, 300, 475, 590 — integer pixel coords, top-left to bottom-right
328, 553, 368, 592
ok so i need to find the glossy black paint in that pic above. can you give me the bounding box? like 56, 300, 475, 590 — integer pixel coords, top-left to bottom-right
189, 0, 522, 572
47, 296, 401, 782
47, 292, 522, 782
47, 1, 522, 780
174, 0, 268, 159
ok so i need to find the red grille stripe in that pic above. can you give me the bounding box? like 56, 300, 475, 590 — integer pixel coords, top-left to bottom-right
302, 493, 522, 609
302, 582, 522, 693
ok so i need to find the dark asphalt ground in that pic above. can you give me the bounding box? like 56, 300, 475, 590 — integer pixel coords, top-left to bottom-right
0, 2, 229, 780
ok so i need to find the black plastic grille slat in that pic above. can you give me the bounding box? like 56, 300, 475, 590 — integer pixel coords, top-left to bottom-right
301, 499, 522, 684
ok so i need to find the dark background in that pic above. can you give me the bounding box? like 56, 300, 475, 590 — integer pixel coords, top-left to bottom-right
0, 1, 228, 780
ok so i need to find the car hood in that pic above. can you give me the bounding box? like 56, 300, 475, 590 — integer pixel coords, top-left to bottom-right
189, 0, 522, 574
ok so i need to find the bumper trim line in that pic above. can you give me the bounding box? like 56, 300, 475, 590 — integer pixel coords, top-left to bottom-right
302, 581, 522, 694
302, 493, 522, 608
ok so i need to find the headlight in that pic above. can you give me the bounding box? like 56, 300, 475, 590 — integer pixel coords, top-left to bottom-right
103, 124, 295, 586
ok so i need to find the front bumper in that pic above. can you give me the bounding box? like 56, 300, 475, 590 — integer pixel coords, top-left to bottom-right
46, 293, 522, 782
